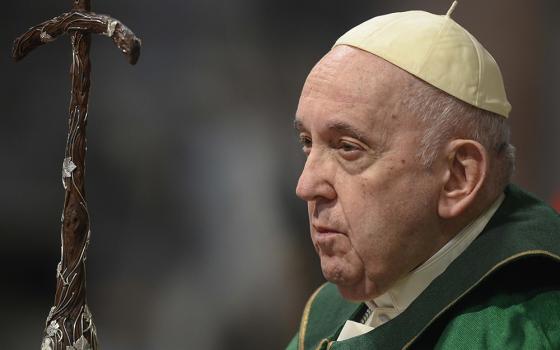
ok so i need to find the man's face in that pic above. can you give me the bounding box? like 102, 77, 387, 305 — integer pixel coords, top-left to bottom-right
295, 46, 448, 301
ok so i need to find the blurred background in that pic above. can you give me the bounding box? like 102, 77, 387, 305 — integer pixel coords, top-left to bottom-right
1, 0, 559, 348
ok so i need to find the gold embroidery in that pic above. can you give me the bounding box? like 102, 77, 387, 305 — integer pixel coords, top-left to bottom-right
313, 339, 330, 350
299, 283, 328, 350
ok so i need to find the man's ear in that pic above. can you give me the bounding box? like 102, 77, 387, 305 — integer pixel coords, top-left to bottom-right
438, 139, 488, 219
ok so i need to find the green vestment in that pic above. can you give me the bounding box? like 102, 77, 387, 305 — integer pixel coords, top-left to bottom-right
287, 185, 560, 349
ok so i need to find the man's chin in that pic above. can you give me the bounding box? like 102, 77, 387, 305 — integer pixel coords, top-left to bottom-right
320, 260, 372, 301
320, 259, 357, 284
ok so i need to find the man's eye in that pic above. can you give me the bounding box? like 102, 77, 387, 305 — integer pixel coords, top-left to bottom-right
339, 141, 360, 152
337, 141, 362, 159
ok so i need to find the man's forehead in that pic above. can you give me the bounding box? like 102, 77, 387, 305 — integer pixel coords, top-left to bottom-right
301, 46, 410, 105
295, 46, 427, 150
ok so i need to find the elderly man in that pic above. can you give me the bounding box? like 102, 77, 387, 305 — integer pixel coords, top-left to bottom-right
287, 4, 560, 350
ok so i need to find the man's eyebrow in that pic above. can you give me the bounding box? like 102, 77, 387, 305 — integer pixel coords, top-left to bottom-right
293, 118, 371, 143
294, 118, 365, 134
325, 121, 368, 141
293, 118, 305, 132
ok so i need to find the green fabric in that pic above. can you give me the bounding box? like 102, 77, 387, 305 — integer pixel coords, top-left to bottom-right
288, 184, 560, 349
286, 333, 298, 350
435, 290, 560, 349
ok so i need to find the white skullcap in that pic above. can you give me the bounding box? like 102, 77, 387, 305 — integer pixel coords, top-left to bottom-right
333, 1, 511, 117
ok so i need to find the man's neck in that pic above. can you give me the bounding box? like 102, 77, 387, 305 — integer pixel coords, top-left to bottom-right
337, 193, 506, 342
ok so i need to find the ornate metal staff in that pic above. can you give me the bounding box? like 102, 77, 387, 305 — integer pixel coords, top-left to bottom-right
12, 1, 141, 349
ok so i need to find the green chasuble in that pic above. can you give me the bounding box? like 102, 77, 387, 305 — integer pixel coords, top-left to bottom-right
287, 185, 560, 349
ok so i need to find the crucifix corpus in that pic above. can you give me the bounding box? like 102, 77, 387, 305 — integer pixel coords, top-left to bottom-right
12, 1, 141, 349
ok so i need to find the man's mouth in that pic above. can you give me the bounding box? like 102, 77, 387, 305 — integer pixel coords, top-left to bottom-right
313, 224, 345, 235
312, 224, 347, 252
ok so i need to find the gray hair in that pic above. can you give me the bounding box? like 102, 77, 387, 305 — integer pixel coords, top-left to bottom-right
401, 77, 516, 192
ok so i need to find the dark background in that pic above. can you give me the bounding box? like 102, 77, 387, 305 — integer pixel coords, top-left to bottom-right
2, 0, 559, 349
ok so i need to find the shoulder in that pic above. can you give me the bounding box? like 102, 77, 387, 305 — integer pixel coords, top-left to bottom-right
434, 289, 560, 349
410, 245, 560, 349
496, 185, 560, 233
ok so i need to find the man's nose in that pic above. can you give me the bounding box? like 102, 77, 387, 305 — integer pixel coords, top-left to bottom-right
296, 152, 336, 202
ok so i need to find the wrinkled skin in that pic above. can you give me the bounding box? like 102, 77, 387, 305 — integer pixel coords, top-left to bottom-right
295, 46, 452, 301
